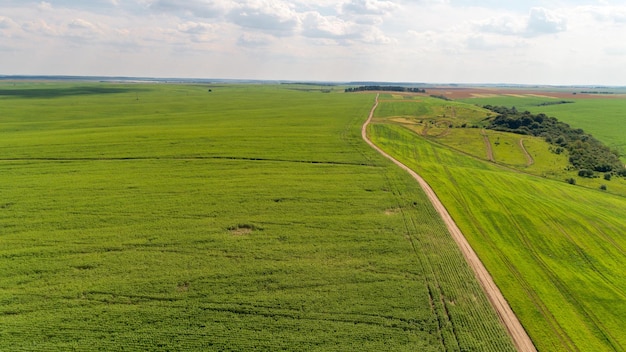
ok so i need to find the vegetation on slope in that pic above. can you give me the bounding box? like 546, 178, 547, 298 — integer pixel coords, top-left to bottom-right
484, 105, 624, 174
371, 94, 626, 194
462, 95, 626, 160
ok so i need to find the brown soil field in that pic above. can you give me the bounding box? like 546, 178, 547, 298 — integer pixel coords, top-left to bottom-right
424, 87, 626, 100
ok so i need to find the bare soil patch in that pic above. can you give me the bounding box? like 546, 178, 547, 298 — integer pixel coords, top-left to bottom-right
228, 223, 259, 236
424, 87, 626, 100
384, 207, 401, 215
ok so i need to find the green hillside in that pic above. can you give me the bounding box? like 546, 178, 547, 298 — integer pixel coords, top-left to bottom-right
462, 95, 626, 159
369, 95, 626, 352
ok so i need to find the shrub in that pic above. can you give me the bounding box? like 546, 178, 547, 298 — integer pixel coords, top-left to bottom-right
578, 169, 594, 178
566, 178, 576, 185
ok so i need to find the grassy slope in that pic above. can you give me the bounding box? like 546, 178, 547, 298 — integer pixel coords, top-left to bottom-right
369, 121, 626, 352
385, 94, 626, 196
462, 96, 626, 158
0, 83, 514, 351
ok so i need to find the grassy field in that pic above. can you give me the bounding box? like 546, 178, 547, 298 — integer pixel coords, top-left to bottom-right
369, 95, 626, 352
0, 83, 515, 350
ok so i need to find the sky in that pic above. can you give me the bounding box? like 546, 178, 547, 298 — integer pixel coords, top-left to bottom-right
1, 0, 625, 85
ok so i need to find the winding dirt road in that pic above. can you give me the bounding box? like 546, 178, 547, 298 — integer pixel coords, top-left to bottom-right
519, 139, 535, 166
362, 94, 537, 352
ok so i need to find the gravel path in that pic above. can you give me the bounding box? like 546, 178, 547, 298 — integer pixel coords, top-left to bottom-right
362, 94, 537, 352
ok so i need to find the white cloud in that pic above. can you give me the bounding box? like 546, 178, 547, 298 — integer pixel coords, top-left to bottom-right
475, 15, 525, 35
177, 21, 216, 34
525, 7, 566, 36
145, 0, 233, 18
342, 0, 398, 16
22, 19, 59, 36
465, 34, 524, 51
0, 16, 18, 30
228, 0, 300, 35
177, 21, 219, 42
475, 7, 566, 37
237, 32, 275, 47
68, 18, 98, 30
301, 11, 394, 45
302, 12, 356, 40
38, 1, 52, 11
582, 5, 626, 24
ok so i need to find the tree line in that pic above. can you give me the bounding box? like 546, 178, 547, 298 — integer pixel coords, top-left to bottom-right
483, 105, 625, 175
345, 86, 426, 93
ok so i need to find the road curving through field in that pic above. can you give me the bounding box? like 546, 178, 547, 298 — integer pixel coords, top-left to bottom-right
362, 94, 537, 352
519, 139, 535, 166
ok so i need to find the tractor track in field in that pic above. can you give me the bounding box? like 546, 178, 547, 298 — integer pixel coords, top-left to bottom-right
481, 129, 495, 162
0, 156, 377, 167
362, 94, 537, 352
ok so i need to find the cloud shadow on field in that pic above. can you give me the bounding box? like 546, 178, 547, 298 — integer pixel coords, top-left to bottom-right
0, 86, 145, 99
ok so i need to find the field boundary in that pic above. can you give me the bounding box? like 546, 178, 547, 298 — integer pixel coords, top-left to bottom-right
362, 94, 537, 352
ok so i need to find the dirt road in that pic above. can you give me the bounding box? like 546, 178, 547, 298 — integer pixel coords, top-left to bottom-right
362, 94, 537, 352
519, 139, 535, 166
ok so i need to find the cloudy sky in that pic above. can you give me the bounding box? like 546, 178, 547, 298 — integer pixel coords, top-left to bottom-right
1, 0, 625, 84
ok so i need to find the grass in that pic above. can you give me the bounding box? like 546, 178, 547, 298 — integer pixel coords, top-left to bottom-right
369, 98, 626, 352
0, 82, 514, 351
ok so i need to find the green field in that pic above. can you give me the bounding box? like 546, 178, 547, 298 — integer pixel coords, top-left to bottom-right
0, 83, 515, 350
369, 94, 626, 352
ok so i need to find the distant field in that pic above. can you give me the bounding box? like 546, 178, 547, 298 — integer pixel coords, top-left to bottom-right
0, 83, 514, 351
369, 94, 626, 352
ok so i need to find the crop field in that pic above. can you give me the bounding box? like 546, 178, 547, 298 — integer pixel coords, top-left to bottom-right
369, 94, 626, 352
0, 83, 515, 351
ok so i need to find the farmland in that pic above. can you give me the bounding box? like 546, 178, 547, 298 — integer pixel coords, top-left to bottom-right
368, 93, 626, 352
0, 83, 515, 350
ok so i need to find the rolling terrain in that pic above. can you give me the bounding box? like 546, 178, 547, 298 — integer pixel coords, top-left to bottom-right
368, 92, 626, 352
